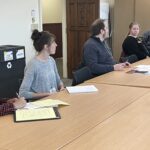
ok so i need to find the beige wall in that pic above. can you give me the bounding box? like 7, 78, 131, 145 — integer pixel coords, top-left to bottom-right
135, 0, 150, 34
113, 0, 135, 61
41, 0, 62, 23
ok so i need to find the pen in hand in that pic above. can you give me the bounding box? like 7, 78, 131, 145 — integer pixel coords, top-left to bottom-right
16, 93, 25, 101
16, 92, 20, 98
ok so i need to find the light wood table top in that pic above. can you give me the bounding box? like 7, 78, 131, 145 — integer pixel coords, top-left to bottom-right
0, 84, 149, 150
61, 91, 150, 150
86, 58, 150, 88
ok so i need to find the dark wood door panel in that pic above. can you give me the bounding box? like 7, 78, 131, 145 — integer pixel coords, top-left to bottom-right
67, 0, 99, 77
68, 3, 77, 27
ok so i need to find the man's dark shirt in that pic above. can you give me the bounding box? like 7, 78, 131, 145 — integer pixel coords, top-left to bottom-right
80, 36, 115, 76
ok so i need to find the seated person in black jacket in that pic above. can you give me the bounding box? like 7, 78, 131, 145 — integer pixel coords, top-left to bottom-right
79, 19, 129, 77
122, 22, 149, 61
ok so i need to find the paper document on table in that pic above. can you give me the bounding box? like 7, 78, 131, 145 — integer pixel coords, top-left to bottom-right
134, 65, 150, 74
15, 107, 60, 122
23, 103, 41, 109
66, 85, 98, 93
24, 99, 69, 109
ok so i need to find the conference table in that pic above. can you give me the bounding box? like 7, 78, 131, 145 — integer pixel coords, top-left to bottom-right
0, 83, 149, 150
86, 58, 150, 88
61, 91, 150, 150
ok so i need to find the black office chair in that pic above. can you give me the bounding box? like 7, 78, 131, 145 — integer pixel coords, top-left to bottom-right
119, 51, 125, 62
72, 66, 94, 86
120, 54, 138, 63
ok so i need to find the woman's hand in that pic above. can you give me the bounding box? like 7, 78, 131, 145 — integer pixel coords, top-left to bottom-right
10, 97, 26, 109
59, 82, 65, 91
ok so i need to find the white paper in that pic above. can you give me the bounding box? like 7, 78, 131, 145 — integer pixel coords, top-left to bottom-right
66, 85, 98, 94
134, 65, 150, 74
23, 103, 41, 109
135, 65, 150, 70
16, 49, 24, 59
4, 51, 13, 61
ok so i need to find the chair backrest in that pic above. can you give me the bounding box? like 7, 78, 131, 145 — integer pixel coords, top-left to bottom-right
120, 54, 138, 63
143, 31, 150, 51
72, 66, 94, 86
119, 51, 125, 62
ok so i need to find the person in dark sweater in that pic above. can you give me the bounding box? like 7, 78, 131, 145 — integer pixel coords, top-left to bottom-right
122, 22, 149, 61
0, 97, 26, 116
80, 19, 129, 76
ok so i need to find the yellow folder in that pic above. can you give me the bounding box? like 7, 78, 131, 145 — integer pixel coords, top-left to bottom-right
14, 107, 60, 122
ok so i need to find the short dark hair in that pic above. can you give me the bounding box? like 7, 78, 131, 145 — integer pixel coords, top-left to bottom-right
31, 29, 56, 52
90, 19, 105, 36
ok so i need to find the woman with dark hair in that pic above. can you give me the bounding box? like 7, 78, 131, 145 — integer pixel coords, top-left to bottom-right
122, 22, 149, 61
19, 30, 64, 99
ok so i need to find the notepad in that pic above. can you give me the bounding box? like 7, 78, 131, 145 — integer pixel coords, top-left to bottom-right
14, 107, 60, 122
66, 85, 98, 93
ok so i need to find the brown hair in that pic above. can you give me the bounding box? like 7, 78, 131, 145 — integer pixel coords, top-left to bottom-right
31, 29, 56, 52
90, 19, 105, 36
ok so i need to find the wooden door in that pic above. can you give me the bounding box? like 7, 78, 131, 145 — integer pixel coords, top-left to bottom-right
66, 0, 99, 77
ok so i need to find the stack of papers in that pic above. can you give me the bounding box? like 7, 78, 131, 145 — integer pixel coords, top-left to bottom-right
133, 65, 150, 74
66, 85, 98, 93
